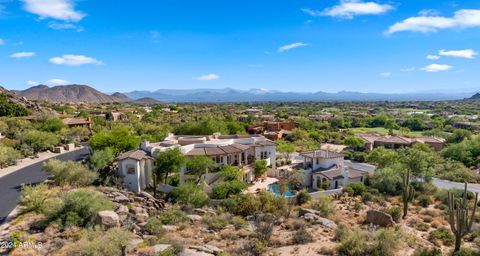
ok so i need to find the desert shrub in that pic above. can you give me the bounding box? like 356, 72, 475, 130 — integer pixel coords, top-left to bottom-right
292, 226, 313, 244
417, 195, 432, 207
310, 196, 334, 218
255, 216, 275, 243
435, 188, 475, 205
0, 145, 21, 168
369, 167, 402, 195
450, 248, 480, 256
413, 247, 442, 256
245, 239, 267, 256
221, 193, 261, 217
296, 189, 311, 205
21, 130, 59, 153
144, 217, 166, 236
337, 227, 369, 256
344, 183, 368, 197
369, 228, 405, 256
231, 216, 247, 230
20, 183, 54, 214
204, 214, 229, 231
59, 228, 134, 255
429, 227, 455, 246
157, 208, 188, 225
45, 189, 114, 228
415, 223, 430, 232
170, 182, 208, 208
334, 224, 349, 241
43, 159, 97, 187
362, 192, 384, 203
258, 190, 289, 218
384, 206, 401, 222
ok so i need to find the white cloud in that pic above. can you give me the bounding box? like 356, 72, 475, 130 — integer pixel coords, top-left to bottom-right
400, 67, 415, 72
421, 64, 453, 72
27, 80, 39, 86
48, 21, 83, 31
379, 72, 392, 77
427, 54, 440, 60
0, 38, 4, 46
46, 78, 70, 85
9, 52, 36, 58
439, 49, 476, 59
306, 0, 393, 19
49, 54, 103, 66
22, 0, 85, 22
386, 9, 480, 34
278, 42, 309, 53
418, 9, 440, 16
194, 74, 220, 81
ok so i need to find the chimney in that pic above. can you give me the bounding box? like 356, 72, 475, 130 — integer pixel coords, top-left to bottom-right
343, 166, 349, 187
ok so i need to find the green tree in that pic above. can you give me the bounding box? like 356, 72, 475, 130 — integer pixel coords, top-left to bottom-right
343, 136, 364, 151
43, 159, 97, 187
154, 148, 186, 194
219, 164, 244, 181
276, 140, 296, 161
0, 146, 21, 168
186, 156, 218, 182
89, 127, 140, 155
254, 159, 268, 179
213, 180, 247, 199
38, 117, 67, 133
89, 148, 115, 172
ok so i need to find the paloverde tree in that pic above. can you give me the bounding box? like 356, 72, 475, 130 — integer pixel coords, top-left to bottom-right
186, 156, 218, 183
153, 148, 186, 195
277, 140, 296, 162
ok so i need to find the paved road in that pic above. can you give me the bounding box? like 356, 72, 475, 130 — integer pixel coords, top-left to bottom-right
432, 178, 480, 194
0, 147, 90, 224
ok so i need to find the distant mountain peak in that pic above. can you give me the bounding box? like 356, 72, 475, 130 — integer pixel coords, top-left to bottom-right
469, 92, 480, 99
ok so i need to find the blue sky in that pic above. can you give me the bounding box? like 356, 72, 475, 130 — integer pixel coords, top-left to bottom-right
1, 0, 480, 93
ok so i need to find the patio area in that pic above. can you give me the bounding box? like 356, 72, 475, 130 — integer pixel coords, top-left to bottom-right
247, 177, 279, 193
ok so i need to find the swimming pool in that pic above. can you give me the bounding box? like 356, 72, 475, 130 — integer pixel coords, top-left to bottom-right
267, 183, 295, 197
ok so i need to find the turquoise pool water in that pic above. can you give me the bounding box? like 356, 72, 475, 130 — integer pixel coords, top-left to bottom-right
267, 183, 295, 197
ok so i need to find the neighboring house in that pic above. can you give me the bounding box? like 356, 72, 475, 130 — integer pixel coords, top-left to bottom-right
299, 150, 376, 190
453, 122, 480, 130
107, 111, 128, 121
308, 114, 333, 122
248, 120, 297, 141
117, 133, 276, 193
117, 150, 154, 193
62, 117, 93, 129
355, 133, 446, 152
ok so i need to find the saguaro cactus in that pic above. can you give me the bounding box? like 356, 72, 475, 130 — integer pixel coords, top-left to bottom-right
402, 169, 415, 219
448, 182, 479, 252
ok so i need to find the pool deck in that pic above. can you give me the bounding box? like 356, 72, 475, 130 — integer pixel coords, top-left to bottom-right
247, 177, 279, 193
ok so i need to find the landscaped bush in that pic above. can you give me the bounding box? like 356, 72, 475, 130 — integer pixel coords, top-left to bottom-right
21, 130, 59, 153
20, 183, 54, 214
144, 217, 166, 236
43, 159, 97, 187
157, 208, 188, 225
429, 227, 455, 246
257, 190, 289, 218
170, 182, 208, 208
45, 189, 114, 228
417, 195, 432, 207
384, 206, 401, 222
310, 196, 334, 218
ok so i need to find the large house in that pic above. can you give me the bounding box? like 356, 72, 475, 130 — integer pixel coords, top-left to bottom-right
299, 150, 376, 190
355, 133, 446, 152
247, 120, 297, 141
117, 133, 276, 193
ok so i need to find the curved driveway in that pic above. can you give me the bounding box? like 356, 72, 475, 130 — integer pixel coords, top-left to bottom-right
0, 147, 90, 224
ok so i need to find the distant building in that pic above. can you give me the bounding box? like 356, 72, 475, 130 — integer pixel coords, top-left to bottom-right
308, 114, 333, 121
453, 122, 480, 130
62, 117, 93, 129
107, 111, 128, 121
355, 133, 446, 151
299, 150, 376, 190
247, 120, 297, 141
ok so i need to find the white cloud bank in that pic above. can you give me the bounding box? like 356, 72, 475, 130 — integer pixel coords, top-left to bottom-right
49, 54, 103, 66
22, 0, 85, 22
386, 9, 480, 34
194, 74, 220, 81
439, 49, 476, 59
278, 42, 309, 53
10, 52, 36, 58
427, 54, 440, 60
421, 64, 453, 72
302, 0, 393, 19
46, 79, 70, 85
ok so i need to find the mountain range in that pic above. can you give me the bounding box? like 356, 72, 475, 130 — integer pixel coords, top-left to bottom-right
8, 84, 480, 103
